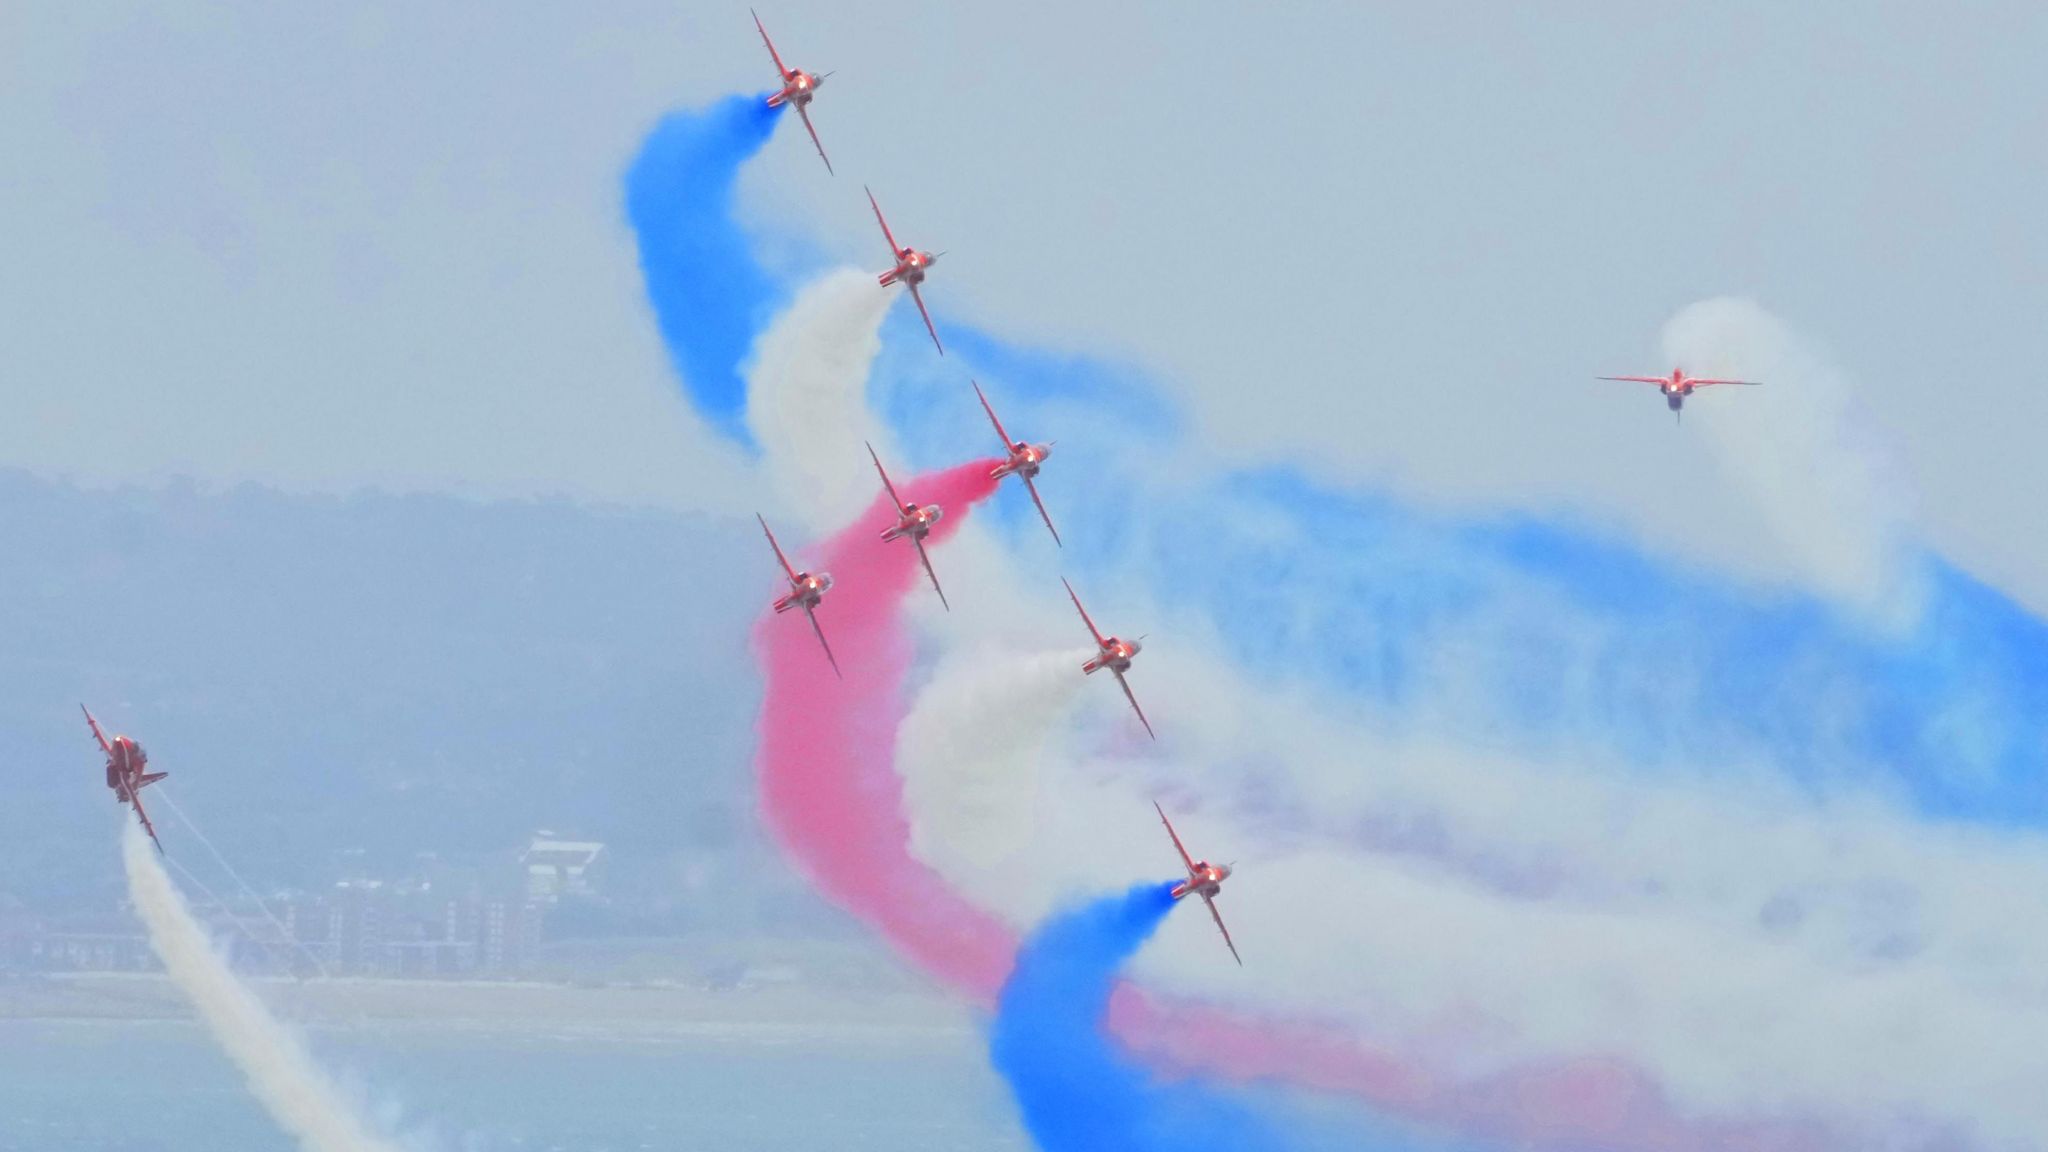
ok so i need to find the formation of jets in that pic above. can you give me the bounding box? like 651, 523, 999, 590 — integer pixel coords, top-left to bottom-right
740, 12, 1254, 962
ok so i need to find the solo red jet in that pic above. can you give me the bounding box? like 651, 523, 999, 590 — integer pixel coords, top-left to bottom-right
1064, 577, 1153, 739
867, 443, 949, 610
1598, 367, 1762, 420
1157, 802, 1239, 965
82, 705, 166, 854
752, 10, 834, 174
760, 514, 840, 677
867, 187, 945, 354
973, 380, 1060, 547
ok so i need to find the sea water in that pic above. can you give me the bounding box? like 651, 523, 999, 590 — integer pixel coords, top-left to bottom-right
0, 1019, 1024, 1152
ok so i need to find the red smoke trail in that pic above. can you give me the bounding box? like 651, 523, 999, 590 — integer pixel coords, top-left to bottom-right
752, 461, 1836, 1152
755, 459, 1016, 987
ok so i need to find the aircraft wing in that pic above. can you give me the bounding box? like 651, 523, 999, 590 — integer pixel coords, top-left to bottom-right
1201, 892, 1242, 966
795, 104, 833, 174
912, 535, 951, 611
752, 9, 790, 79
131, 793, 165, 856
1689, 378, 1762, 388
802, 602, 842, 679
1155, 802, 1196, 871
1117, 669, 1156, 740
80, 704, 113, 756
1063, 578, 1107, 646
972, 380, 1013, 449
907, 283, 943, 355
865, 186, 901, 258
865, 442, 906, 509
1597, 376, 1671, 385
758, 514, 801, 581
1021, 473, 1062, 547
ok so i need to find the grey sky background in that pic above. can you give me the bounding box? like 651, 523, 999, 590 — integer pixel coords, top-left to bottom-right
6, 2, 2046, 608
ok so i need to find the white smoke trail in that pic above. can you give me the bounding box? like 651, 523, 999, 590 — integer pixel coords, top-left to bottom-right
1661, 297, 1920, 619
122, 823, 404, 1152
744, 267, 897, 533
896, 647, 1091, 872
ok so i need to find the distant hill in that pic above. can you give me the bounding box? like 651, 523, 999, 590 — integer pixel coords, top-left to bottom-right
0, 471, 776, 913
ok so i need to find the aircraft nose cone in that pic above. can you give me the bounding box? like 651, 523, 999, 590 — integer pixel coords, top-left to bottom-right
926, 505, 944, 523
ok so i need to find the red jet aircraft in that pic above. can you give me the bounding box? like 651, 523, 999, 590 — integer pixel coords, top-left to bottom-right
82, 705, 167, 854
1598, 367, 1762, 420
973, 380, 1060, 547
760, 514, 840, 677
752, 10, 834, 174
866, 187, 945, 354
867, 443, 949, 610
1157, 802, 1239, 965
1064, 578, 1152, 739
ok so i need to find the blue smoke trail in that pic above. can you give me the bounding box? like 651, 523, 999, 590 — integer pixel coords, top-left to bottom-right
873, 320, 2048, 824
624, 100, 2048, 827
995, 885, 1465, 1152
625, 94, 786, 446
993, 882, 1292, 1152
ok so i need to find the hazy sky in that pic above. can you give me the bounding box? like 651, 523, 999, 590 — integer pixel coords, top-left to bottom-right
13, 8, 2048, 1144
6, 0, 2046, 612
